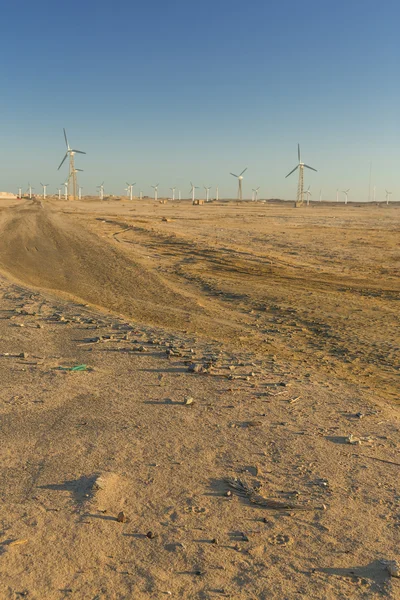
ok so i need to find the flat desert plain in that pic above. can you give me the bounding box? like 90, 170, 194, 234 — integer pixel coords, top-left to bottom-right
0, 197, 398, 599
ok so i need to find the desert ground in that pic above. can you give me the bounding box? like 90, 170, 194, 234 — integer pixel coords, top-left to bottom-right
0, 197, 399, 599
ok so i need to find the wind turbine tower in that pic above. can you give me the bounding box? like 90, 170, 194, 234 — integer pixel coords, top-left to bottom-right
190, 182, 199, 203
27, 183, 34, 199
126, 182, 136, 201
204, 186, 211, 202
343, 189, 350, 205
230, 168, 247, 200
170, 187, 176, 201
286, 144, 317, 206
57, 188, 61, 200
18, 187, 22, 199
58, 128, 86, 200
78, 186, 83, 200
63, 181, 68, 200
40, 183, 49, 199
151, 184, 159, 201
97, 183, 105, 200
385, 190, 392, 205
252, 187, 260, 201
139, 190, 143, 200
216, 186, 219, 201
305, 186, 312, 206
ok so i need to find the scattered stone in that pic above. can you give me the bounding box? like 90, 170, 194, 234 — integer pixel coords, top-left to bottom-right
19, 352, 28, 359
184, 397, 194, 405
188, 363, 207, 374
116, 511, 127, 523
346, 434, 361, 445
146, 530, 157, 539
386, 560, 400, 578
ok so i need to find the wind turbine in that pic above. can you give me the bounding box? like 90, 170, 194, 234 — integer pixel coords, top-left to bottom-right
305, 186, 311, 206
170, 187, 176, 201
215, 186, 219, 201
58, 128, 86, 200
385, 190, 392, 205
343, 189, 350, 204
286, 144, 317, 206
204, 186, 211, 202
97, 182, 105, 200
57, 187, 61, 200
40, 182, 49, 199
27, 183, 34, 199
178, 190, 181, 201
139, 190, 143, 200
17, 187, 22, 199
252, 187, 260, 201
63, 181, 68, 200
319, 189, 322, 202
78, 186, 83, 200
230, 167, 247, 200
151, 184, 159, 201
126, 182, 136, 201
190, 182, 199, 202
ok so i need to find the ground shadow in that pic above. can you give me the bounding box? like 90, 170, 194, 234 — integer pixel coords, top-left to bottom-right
39, 474, 99, 504
318, 560, 389, 593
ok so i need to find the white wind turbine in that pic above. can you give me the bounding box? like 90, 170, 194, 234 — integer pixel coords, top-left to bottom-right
17, 187, 22, 199
286, 144, 317, 206
97, 182, 105, 200
126, 182, 136, 201
305, 186, 312, 206
151, 184, 159, 201
343, 189, 350, 204
57, 187, 61, 200
139, 190, 143, 200
319, 189, 322, 202
336, 189, 339, 202
40, 182, 49, 199
178, 190, 181, 201
215, 186, 219, 201
230, 167, 247, 200
78, 186, 83, 200
63, 181, 68, 199
204, 186, 211, 202
58, 128, 86, 200
170, 187, 176, 201
27, 183, 34, 199
385, 189, 392, 204
190, 182, 199, 202
252, 186, 260, 201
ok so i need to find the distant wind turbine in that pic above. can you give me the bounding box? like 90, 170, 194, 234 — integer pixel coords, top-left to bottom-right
27, 183, 34, 199
58, 128, 86, 200
230, 167, 247, 200
286, 144, 317, 206
215, 186, 219, 201
97, 182, 105, 200
304, 186, 312, 206
252, 187, 260, 201
126, 182, 136, 201
151, 184, 159, 201
385, 189, 392, 205
17, 187, 22, 199
63, 181, 68, 200
343, 189, 350, 204
178, 190, 181, 201
170, 187, 176, 201
190, 182, 199, 202
40, 182, 49, 199
78, 186, 83, 200
57, 187, 61, 200
204, 186, 211, 202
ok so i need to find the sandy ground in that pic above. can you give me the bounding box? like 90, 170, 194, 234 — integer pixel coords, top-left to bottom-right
0, 197, 399, 599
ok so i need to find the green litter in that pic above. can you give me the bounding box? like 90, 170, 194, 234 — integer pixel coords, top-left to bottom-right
57, 364, 88, 372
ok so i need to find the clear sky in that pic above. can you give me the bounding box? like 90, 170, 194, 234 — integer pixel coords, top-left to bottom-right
1, 0, 399, 201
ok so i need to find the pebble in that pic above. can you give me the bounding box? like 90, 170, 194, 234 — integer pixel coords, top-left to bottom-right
386, 560, 400, 578
116, 512, 127, 523
146, 531, 157, 539
184, 397, 194, 405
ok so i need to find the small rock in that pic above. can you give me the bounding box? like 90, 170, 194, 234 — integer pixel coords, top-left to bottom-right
188, 363, 206, 374
184, 397, 194, 405
116, 511, 127, 523
138, 345, 147, 352
146, 530, 157, 539
346, 434, 361, 445
386, 560, 400, 578
19, 352, 28, 359
225, 490, 232, 497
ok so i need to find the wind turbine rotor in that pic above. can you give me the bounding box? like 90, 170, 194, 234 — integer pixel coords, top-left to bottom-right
286, 165, 299, 178
239, 167, 247, 177
304, 164, 317, 172
58, 153, 68, 170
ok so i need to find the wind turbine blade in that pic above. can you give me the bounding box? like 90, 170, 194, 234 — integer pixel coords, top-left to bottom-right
72, 149, 86, 154
285, 165, 299, 178
304, 164, 317, 172
58, 153, 68, 170
239, 167, 247, 176
63, 128, 69, 148
298, 143, 301, 162
230, 173, 238, 178
75, 168, 84, 172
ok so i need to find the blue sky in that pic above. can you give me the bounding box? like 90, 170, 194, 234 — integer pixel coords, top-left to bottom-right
1, 0, 399, 201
